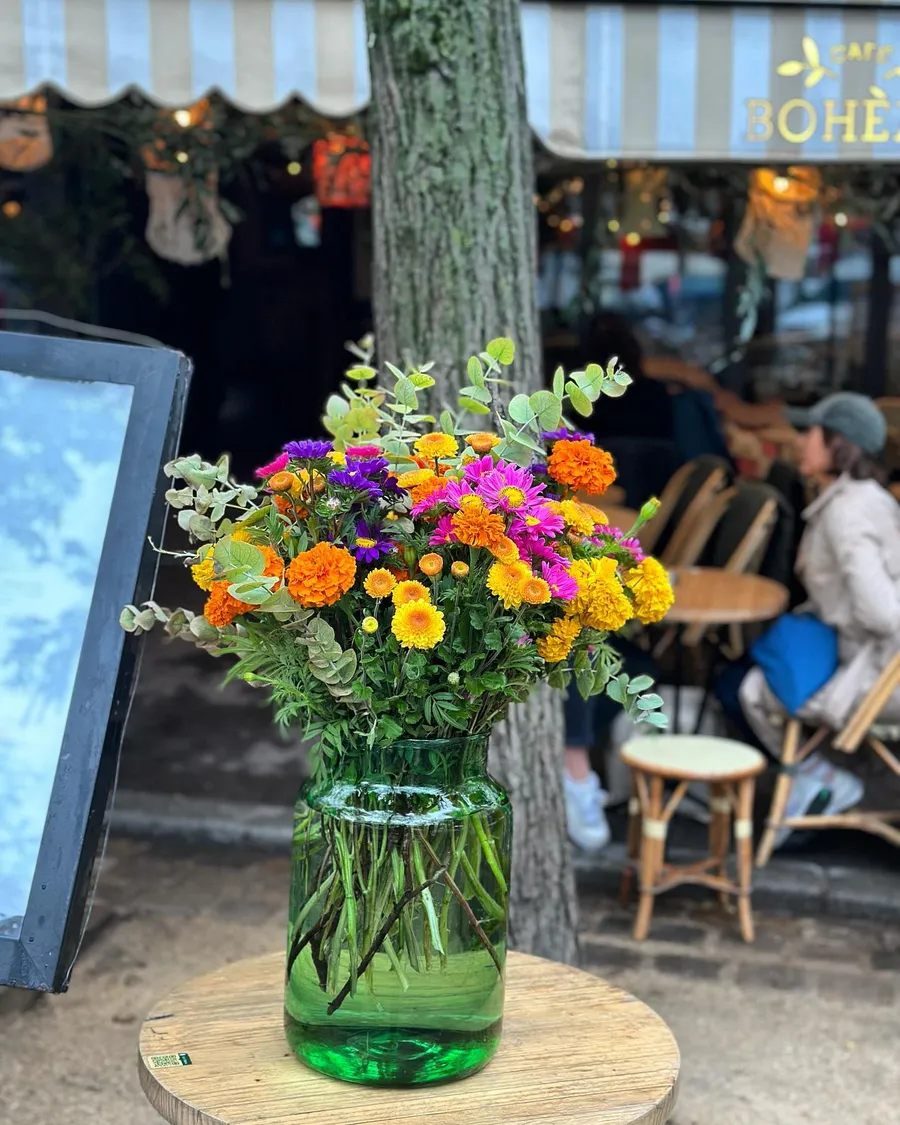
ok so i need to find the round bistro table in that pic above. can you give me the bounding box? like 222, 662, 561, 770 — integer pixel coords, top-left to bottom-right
139, 950, 680, 1125
666, 567, 789, 626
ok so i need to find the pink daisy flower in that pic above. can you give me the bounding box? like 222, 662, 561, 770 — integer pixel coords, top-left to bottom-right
255, 451, 289, 479
429, 514, 457, 546
461, 455, 496, 483
514, 503, 564, 538
541, 561, 579, 601
410, 479, 450, 517
477, 461, 546, 514
346, 445, 381, 459
509, 527, 567, 567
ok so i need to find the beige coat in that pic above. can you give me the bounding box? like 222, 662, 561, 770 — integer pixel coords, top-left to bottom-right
793, 474, 900, 728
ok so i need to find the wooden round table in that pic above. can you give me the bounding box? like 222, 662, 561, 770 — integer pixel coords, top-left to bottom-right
666, 567, 789, 626
139, 951, 680, 1125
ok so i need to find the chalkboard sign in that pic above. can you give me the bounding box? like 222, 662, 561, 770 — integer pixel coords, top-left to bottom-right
0, 331, 190, 991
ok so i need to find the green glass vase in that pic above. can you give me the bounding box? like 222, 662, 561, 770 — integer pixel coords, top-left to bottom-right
284, 734, 511, 1086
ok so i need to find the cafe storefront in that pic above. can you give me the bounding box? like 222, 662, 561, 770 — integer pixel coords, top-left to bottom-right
2, 1, 900, 407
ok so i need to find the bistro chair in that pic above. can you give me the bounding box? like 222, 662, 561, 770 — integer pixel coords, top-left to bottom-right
642, 455, 732, 560
756, 653, 900, 867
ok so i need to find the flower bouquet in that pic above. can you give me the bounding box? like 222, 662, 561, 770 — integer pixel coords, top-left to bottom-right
122, 337, 673, 1086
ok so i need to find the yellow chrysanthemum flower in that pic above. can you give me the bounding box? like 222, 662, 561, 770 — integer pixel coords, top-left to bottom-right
486, 560, 531, 610
190, 556, 217, 591
536, 616, 582, 663
231, 528, 253, 543
361, 616, 379, 634
414, 432, 459, 460
392, 579, 431, 606
567, 556, 633, 632
626, 557, 674, 624
550, 499, 597, 537
364, 568, 397, 599
392, 601, 446, 649
328, 450, 347, 466
397, 468, 436, 489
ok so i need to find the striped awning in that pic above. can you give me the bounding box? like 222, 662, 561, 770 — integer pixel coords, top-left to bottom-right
3, 1, 900, 163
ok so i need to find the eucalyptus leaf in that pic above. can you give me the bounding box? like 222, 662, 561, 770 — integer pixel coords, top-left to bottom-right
529, 390, 562, 431
486, 337, 515, 366
508, 393, 536, 425
566, 381, 593, 417
214, 538, 265, 575
459, 397, 491, 415
467, 355, 485, 387
553, 365, 565, 398
600, 380, 628, 399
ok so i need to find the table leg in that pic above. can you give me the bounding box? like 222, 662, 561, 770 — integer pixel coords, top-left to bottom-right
634, 773, 665, 942
735, 778, 756, 943
673, 627, 684, 734
619, 773, 642, 907
708, 783, 732, 907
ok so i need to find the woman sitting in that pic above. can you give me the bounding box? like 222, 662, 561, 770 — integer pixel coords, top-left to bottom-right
739, 393, 900, 846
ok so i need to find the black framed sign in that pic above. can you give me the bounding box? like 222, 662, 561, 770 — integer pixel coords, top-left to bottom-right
0, 330, 190, 992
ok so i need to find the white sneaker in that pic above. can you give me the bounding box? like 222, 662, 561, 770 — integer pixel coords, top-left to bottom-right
564, 770, 612, 852
774, 756, 864, 850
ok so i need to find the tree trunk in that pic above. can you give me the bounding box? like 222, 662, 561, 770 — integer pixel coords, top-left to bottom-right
364, 0, 579, 965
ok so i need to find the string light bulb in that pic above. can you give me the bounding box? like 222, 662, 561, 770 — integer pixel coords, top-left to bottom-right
608, 218, 620, 232
287, 161, 302, 176
625, 232, 641, 247
834, 211, 848, 227
773, 175, 790, 193
175, 151, 189, 164
559, 218, 574, 233
2, 200, 21, 218
173, 109, 193, 128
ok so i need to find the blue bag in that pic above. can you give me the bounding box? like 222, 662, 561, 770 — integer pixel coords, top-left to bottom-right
749, 613, 839, 716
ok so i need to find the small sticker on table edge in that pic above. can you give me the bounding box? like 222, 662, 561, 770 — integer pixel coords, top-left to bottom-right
148, 1053, 192, 1069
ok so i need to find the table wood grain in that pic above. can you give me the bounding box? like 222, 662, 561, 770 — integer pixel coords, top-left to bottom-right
138, 950, 680, 1125
665, 567, 789, 626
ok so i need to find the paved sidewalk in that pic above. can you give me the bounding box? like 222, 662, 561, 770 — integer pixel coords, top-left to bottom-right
1, 839, 898, 1125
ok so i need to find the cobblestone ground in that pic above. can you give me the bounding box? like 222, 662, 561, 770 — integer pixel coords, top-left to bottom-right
1, 838, 897, 1125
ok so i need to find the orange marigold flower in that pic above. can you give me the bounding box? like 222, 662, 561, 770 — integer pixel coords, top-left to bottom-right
364, 568, 397, 598
203, 581, 251, 627
272, 494, 308, 518
489, 536, 521, 565
410, 476, 446, 507
419, 553, 444, 577
451, 498, 506, 551
547, 439, 617, 495
259, 546, 285, 591
465, 432, 501, 454
286, 542, 356, 608
521, 576, 552, 605
392, 579, 431, 606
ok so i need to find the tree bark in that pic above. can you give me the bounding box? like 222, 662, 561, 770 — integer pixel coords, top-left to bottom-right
364, 0, 579, 965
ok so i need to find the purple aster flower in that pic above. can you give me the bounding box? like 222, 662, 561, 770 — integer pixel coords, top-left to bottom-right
541, 560, 579, 601
541, 427, 595, 444
283, 439, 333, 459
328, 468, 382, 499
351, 520, 393, 563
351, 456, 391, 476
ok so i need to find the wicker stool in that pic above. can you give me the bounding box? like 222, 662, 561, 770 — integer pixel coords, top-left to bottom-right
620, 735, 767, 943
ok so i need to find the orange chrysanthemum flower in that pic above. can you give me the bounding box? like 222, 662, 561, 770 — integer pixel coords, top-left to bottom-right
268, 470, 302, 495
547, 440, 616, 495
364, 568, 397, 599
392, 580, 431, 606
451, 561, 470, 579
418, 553, 444, 577
521, 576, 552, 605
465, 432, 501, 454
204, 581, 251, 628
489, 536, 521, 565
286, 542, 356, 607
451, 498, 506, 551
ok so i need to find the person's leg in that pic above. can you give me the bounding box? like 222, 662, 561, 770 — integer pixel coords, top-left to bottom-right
738, 667, 863, 850
563, 690, 610, 851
